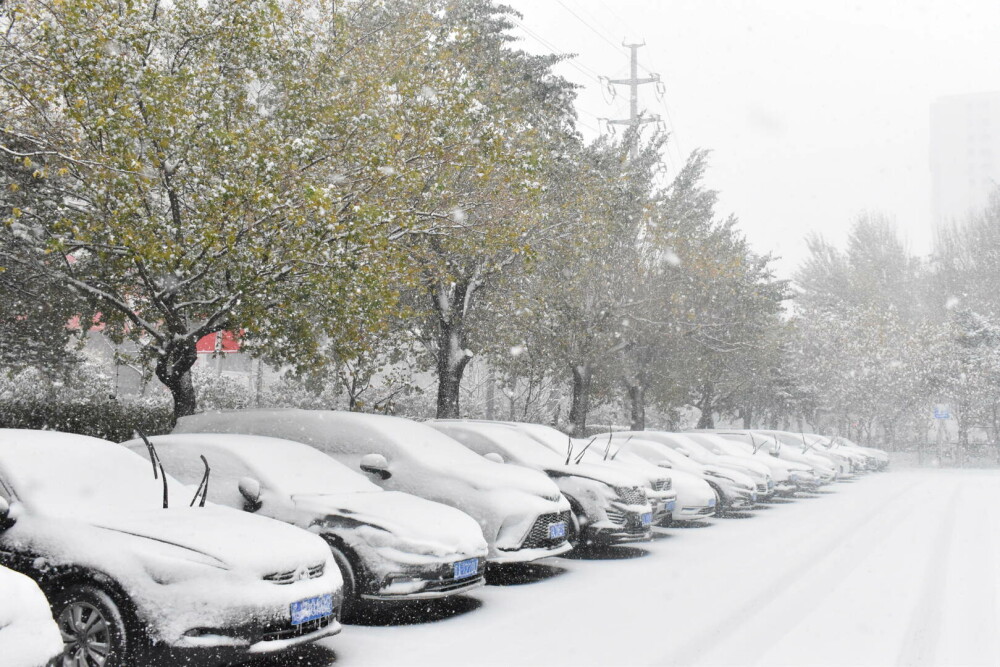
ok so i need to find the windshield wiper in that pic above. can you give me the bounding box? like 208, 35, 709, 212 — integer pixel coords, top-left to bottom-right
602, 429, 614, 461
136, 428, 168, 509
610, 435, 632, 461
750, 433, 760, 454
189, 455, 211, 508
574, 436, 598, 464
565, 437, 574, 465
801, 432, 816, 453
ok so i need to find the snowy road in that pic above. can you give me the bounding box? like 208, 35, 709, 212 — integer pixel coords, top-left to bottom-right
248, 469, 998, 666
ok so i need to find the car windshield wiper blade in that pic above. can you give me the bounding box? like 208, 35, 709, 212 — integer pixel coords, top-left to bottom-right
603, 429, 614, 461
610, 435, 632, 461
574, 436, 598, 464
565, 437, 573, 466
136, 428, 168, 509
189, 455, 210, 508
749, 433, 760, 454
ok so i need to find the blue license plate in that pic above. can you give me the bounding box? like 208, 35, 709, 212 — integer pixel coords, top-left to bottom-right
290, 594, 334, 625
708, 497, 716, 507
664, 500, 676, 512
640, 512, 653, 526
453, 558, 479, 579
548, 521, 567, 539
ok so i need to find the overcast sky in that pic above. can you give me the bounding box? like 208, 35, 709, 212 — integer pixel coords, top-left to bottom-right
503, 0, 1000, 278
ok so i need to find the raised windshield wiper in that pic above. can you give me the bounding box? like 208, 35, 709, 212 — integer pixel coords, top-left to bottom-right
136, 428, 168, 509
189, 455, 211, 508
574, 436, 598, 464
602, 429, 614, 461
749, 433, 760, 454
610, 436, 633, 461
565, 437, 573, 465
801, 432, 816, 453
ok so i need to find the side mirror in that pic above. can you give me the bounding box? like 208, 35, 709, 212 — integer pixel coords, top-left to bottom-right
0, 497, 13, 530
360, 453, 391, 480
238, 477, 262, 512
484, 452, 505, 464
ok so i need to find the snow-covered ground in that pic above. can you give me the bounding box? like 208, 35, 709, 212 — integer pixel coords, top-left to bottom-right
248, 469, 996, 666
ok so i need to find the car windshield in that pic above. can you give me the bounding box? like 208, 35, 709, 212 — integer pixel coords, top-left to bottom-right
0, 432, 184, 517
235, 440, 380, 496
463, 426, 566, 467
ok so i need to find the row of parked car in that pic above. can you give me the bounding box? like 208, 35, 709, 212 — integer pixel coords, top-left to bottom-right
0, 411, 888, 666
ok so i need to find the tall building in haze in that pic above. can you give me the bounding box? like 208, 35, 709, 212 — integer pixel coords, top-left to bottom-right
930, 91, 1000, 234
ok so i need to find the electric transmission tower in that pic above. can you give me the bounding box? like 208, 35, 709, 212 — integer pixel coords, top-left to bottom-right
601, 42, 661, 160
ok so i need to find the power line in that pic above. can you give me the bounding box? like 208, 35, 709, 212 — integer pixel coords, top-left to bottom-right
509, 17, 604, 85
554, 0, 627, 56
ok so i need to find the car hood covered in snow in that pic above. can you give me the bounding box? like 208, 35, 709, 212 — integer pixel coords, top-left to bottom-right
294, 490, 487, 560
88, 506, 333, 574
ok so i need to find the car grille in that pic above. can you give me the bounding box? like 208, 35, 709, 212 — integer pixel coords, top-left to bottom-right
652, 478, 672, 492
521, 510, 572, 549
424, 573, 486, 594
606, 507, 626, 525
263, 562, 325, 585
695, 506, 716, 516
756, 482, 768, 493
614, 486, 646, 505
261, 612, 337, 642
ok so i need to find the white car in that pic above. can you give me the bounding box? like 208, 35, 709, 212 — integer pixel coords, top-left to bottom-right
608, 432, 760, 512
122, 434, 489, 618
175, 410, 573, 563
483, 422, 674, 524
0, 565, 62, 667
596, 440, 717, 523
0, 429, 343, 667
693, 430, 824, 491
428, 421, 655, 546
683, 432, 803, 495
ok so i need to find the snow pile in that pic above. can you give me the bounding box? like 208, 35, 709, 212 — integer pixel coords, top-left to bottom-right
0, 566, 62, 667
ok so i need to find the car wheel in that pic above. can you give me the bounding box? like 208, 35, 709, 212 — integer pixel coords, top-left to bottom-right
329, 547, 357, 622
706, 484, 726, 517
52, 584, 129, 667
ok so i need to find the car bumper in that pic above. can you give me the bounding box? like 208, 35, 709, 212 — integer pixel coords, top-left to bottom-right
671, 505, 716, 522
362, 559, 488, 601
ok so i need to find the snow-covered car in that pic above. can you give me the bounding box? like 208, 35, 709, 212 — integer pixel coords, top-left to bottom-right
122, 434, 489, 618
0, 429, 343, 667
566, 434, 677, 525
736, 430, 839, 483
699, 430, 826, 490
760, 430, 853, 477
175, 410, 573, 563
483, 421, 675, 524
596, 438, 718, 522
427, 421, 655, 546
607, 432, 760, 512
0, 565, 62, 667
683, 432, 803, 495
829, 436, 889, 470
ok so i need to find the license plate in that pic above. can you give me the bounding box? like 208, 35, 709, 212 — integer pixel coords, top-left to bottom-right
640, 512, 653, 526
664, 500, 676, 512
708, 497, 716, 507
548, 521, 567, 539
453, 558, 479, 580
290, 594, 334, 625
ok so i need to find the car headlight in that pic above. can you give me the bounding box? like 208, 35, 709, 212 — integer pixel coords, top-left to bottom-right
139, 544, 228, 586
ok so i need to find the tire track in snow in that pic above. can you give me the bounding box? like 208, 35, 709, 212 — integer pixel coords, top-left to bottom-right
893, 486, 960, 666
662, 479, 923, 666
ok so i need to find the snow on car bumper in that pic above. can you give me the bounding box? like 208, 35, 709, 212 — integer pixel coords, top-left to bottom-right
363, 558, 487, 601
672, 505, 716, 521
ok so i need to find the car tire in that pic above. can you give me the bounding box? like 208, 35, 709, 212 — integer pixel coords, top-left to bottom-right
329, 547, 357, 622
52, 584, 130, 667
706, 484, 726, 517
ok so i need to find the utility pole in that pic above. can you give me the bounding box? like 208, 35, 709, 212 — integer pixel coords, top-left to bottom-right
604, 42, 661, 160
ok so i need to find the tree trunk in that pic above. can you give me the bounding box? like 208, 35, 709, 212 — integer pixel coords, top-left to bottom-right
156, 338, 198, 421
435, 320, 471, 418
696, 381, 715, 429
627, 382, 645, 431
568, 364, 592, 437
742, 406, 753, 429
